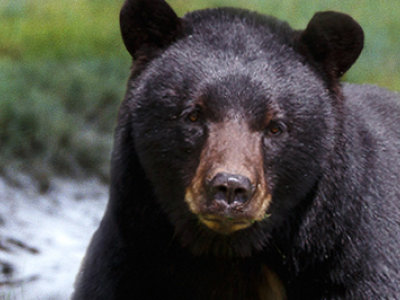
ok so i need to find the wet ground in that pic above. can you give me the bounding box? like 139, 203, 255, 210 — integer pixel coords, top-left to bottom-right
0, 175, 107, 300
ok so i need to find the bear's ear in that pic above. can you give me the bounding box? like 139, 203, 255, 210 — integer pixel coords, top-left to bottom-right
300, 11, 364, 78
120, 0, 182, 60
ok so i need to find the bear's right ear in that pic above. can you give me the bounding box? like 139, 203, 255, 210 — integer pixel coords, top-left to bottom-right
299, 11, 364, 80
120, 0, 182, 60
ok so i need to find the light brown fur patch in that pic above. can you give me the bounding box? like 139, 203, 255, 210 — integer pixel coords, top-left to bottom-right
184, 119, 272, 233
259, 266, 287, 300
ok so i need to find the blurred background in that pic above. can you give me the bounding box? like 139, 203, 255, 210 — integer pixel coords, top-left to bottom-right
0, 0, 399, 299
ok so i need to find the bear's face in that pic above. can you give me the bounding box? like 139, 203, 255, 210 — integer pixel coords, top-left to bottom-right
131, 41, 334, 235
120, 0, 363, 255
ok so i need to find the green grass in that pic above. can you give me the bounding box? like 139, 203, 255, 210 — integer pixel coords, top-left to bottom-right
0, 58, 128, 179
0, 0, 399, 180
0, 0, 127, 61
0, 0, 130, 180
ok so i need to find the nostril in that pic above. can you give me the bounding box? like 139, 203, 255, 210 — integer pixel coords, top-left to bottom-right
233, 187, 249, 204
218, 186, 228, 194
214, 185, 228, 201
235, 187, 246, 195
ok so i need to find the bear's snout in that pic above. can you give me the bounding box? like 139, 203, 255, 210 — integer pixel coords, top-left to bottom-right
184, 119, 272, 234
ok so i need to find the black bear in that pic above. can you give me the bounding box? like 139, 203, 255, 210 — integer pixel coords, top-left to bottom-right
72, 0, 400, 299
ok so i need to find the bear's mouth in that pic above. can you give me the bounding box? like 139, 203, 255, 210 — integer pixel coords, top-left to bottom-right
185, 186, 272, 234
199, 214, 254, 234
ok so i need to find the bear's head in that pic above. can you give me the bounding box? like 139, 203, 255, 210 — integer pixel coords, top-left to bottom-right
117, 0, 363, 256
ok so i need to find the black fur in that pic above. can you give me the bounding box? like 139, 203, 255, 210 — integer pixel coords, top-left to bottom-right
72, 1, 400, 299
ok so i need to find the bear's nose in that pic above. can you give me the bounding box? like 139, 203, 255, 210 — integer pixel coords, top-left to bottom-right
208, 173, 254, 205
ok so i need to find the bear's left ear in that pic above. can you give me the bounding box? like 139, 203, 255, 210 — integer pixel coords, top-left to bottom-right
300, 11, 364, 79
120, 0, 182, 60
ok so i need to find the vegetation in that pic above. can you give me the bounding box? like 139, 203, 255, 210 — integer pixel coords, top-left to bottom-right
1, 0, 399, 181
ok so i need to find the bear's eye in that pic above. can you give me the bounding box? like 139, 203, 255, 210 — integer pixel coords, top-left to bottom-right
270, 124, 281, 135
188, 110, 200, 123
266, 122, 285, 136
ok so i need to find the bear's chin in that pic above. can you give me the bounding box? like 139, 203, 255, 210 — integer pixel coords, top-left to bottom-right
174, 215, 273, 258
199, 215, 254, 234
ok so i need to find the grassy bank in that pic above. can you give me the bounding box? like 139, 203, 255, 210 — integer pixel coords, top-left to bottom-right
1, 0, 399, 181
0, 0, 130, 180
